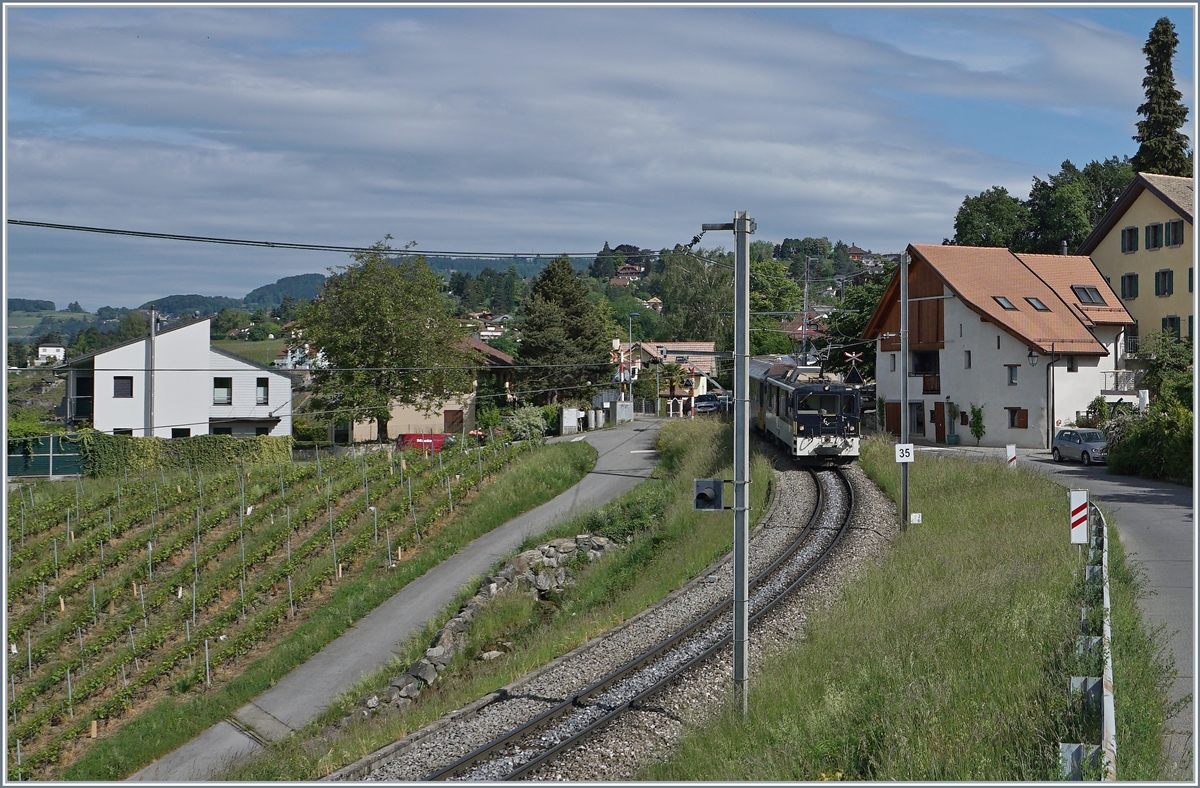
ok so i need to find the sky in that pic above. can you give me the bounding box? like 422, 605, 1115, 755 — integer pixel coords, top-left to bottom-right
4, 4, 1196, 311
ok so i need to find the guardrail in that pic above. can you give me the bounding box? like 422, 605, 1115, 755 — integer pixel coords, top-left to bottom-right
1060, 502, 1116, 780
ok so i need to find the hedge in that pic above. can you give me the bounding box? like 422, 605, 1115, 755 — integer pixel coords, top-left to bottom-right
75, 430, 294, 478
1106, 398, 1193, 484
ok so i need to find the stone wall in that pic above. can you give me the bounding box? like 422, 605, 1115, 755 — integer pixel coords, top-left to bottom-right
344, 534, 620, 723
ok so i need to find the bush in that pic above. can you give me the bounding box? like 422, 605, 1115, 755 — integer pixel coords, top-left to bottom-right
504, 405, 547, 440
1106, 399, 1193, 483
76, 430, 294, 478
969, 403, 985, 446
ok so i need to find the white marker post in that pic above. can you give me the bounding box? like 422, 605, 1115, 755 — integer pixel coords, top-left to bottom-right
1006, 444, 1017, 469
1069, 489, 1089, 546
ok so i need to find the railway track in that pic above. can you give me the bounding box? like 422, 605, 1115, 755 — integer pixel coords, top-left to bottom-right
423, 466, 855, 781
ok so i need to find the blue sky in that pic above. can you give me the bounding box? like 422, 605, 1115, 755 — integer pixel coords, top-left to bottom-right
4, 4, 1195, 310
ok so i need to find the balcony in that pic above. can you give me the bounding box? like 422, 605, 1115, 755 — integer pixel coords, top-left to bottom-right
1101, 370, 1144, 395
915, 374, 940, 395
69, 396, 93, 421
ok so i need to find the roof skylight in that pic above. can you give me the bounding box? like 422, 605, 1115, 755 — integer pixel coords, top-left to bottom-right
993, 296, 1018, 311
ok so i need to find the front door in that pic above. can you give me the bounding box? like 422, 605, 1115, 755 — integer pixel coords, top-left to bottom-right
933, 401, 946, 443
885, 402, 901, 437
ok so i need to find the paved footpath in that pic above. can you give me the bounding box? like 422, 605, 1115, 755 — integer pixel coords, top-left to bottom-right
917, 443, 1194, 779
129, 419, 662, 781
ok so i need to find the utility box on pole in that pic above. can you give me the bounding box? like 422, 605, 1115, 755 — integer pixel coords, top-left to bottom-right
694, 479, 724, 511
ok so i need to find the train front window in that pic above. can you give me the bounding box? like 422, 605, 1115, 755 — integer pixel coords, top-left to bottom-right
797, 394, 840, 415
842, 396, 857, 415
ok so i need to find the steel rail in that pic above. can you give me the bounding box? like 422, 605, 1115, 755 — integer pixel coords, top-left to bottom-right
424, 466, 853, 782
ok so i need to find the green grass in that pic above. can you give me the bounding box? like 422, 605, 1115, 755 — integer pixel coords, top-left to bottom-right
60, 440, 596, 781
642, 435, 1176, 781
211, 338, 287, 367
221, 419, 776, 781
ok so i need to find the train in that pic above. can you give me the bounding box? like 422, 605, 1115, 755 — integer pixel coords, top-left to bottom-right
749, 355, 862, 464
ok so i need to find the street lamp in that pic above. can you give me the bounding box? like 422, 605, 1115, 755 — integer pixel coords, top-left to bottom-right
627, 313, 640, 404
1027, 348, 1039, 367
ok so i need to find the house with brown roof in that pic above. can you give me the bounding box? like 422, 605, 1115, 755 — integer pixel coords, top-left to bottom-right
1077, 172, 1193, 347
338, 338, 516, 443
863, 244, 1133, 449
847, 244, 868, 261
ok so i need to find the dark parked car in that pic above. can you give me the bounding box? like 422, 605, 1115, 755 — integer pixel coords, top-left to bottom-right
693, 393, 721, 414
1052, 429, 1108, 465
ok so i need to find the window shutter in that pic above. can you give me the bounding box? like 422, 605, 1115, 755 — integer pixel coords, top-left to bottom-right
1132, 274, 1138, 298
1168, 269, 1174, 295
1163, 316, 1171, 333
1017, 409, 1028, 429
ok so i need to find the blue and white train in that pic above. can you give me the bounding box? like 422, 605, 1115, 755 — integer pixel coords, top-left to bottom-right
749, 355, 861, 464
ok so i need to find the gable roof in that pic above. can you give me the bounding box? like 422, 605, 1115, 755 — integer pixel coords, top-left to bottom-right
463, 336, 514, 366
864, 244, 1122, 355
1077, 172, 1194, 255
1014, 253, 1132, 328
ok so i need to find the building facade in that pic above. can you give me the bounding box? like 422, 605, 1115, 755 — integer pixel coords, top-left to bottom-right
60, 318, 293, 438
1078, 172, 1193, 344
864, 245, 1132, 449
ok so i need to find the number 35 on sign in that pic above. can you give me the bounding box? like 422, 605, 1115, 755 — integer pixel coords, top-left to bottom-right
895, 444, 915, 463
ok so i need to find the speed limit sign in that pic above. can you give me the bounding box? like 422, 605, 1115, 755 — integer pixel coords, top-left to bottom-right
895, 443, 915, 463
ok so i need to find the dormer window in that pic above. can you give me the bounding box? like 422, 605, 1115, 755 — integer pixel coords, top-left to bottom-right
1024, 297, 1050, 312
992, 296, 1018, 310
1071, 285, 1106, 305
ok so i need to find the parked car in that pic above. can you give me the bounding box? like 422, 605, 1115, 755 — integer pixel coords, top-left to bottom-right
693, 393, 721, 414
1052, 429, 1107, 465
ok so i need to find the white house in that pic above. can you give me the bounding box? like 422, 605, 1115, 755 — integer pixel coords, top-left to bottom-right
864, 244, 1133, 449
58, 317, 293, 438
35, 343, 66, 366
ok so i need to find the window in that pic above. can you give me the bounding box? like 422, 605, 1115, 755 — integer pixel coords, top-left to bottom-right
889, 353, 896, 372
113, 376, 133, 398
212, 426, 233, 435
1067, 355, 1077, 372
113, 428, 133, 436
1190, 316, 1194, 340
1155, 269, 1174, 296
213, 377, 232, 405
1006, 364, 1019, 385
964, 350, 972, 369
1146, 222, 1164, 250
1162, 315, 1181, 339
1071, 285, 1106, 305
910, 350, 939, 375
996, 335, 1001, 350
255, 427, 271, 436
908, 401, 925, 433
1024, 297, 1050, 311
1168, 218, 1185, 247
1120, 226, 1138, 252
172, 428, 191, 439
1120, 273, 1139, 299
1190, 267, 1194, 293
959, 323, 963, 338
256, 377, 269, 406
1007, 408, 1029, 429
993, 296, 1018, 310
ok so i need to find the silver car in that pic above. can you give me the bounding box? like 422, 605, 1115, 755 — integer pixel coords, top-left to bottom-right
1052, 429, 1108, 465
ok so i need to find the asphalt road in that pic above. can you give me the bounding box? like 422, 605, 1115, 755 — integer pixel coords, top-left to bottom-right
918, 443, 1194, 778
128, 419, 662, 782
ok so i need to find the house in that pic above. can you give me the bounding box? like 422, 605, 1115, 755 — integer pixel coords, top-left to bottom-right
638, 296, 663, 313
616, 263, 643, 281
863, 244, 1132, 449
336, 338, 516, 443
608, 277, 631, 287
1077, 172, 1193, 346
614, 341, 718, 397
34, 343, 67, 366
847, 244, 868, 262
57, 317, 293, 438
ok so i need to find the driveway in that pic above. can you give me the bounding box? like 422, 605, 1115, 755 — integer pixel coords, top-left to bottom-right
129, 419, 662, 781
917, 443, 1193, 778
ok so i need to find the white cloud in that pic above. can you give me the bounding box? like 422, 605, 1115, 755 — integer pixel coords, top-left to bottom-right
5, 6, 1188, 307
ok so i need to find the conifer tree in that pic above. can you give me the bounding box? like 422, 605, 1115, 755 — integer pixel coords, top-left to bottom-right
1131, 17, 1192, 176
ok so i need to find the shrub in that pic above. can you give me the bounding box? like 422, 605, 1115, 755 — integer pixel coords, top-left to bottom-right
969, 403, 985, 446
504, 405, 547, 440
76, 430, 293, 478
1106, 398, 1193, 483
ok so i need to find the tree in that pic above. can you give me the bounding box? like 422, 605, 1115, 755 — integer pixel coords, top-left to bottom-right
818, 264, 894, 379
953, 186, 1030, 249
1080, 157, 1136, 226
298, 238, 473, 442
211, 308, 250, 338
1026, 174, 1092, 253
657, 245, 733, 347
66, 301, 84, 313
1131, 17, 1192, 176
749, 258, 802, 355
588, 242, 623, 280
516, 256, 612, 403
749, 240, 776, 263
274, 294, 301, 323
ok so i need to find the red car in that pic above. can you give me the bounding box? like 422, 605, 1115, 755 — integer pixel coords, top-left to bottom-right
397, 433, 453, 452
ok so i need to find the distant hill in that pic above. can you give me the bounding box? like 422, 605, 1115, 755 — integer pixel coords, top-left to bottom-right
138, 294, 246, 315
8, 298, 56, 312
243, 273, 326, 309
425, 256, 569, 278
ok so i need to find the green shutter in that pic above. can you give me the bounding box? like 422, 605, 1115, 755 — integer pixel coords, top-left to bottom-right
1168, 269, 1174, 295
1132, 274, 1138, 298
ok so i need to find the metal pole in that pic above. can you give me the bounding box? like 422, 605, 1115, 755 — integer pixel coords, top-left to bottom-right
706, 211, 754, 715
900, 248, 910, 532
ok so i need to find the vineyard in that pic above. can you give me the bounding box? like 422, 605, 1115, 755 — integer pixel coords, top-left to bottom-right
5, 437, 537, 779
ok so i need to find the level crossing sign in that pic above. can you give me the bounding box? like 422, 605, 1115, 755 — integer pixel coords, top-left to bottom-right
1069, 489, 1089, 545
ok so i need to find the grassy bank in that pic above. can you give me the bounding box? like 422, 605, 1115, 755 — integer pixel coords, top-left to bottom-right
222, 419, 775, 780
61, 440, 595, 781
643, 436, 1176, 781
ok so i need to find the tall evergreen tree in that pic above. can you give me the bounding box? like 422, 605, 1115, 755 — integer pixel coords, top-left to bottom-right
1131, 17, 1192, 176
516, 257, 612, 403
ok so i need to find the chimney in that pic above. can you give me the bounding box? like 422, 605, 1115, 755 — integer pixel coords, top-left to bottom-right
1061, 240, 1068, 255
